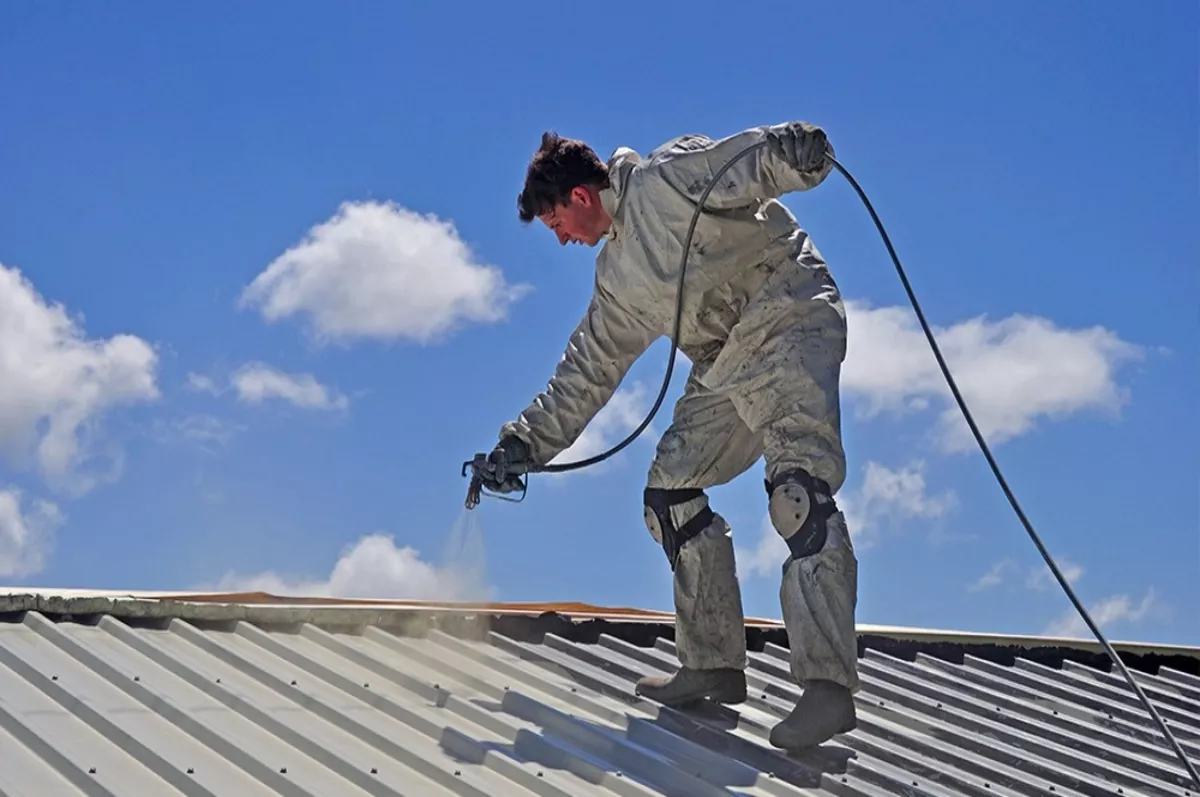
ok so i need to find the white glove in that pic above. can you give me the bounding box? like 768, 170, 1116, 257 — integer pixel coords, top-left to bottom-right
767, 122, 831, 173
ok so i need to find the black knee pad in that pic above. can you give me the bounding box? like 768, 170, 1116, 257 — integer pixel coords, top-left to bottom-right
644, 487, 715, 572
765, 468, 838, 560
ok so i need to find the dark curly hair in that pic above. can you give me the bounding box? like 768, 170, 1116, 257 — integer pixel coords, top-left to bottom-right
517, 131, 610, 223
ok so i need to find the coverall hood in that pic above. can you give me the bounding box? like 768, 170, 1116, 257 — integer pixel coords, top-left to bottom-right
598, 146, 641, 242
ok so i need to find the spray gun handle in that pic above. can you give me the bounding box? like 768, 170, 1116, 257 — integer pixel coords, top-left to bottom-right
462, 453, 490, 478
462, 452, 529, 509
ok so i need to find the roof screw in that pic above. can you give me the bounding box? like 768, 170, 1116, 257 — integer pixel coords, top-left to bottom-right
134, 676, 140, 682
187, 768, 194, 775
52, 675, 58, 681
537, 771, 544, 777
363, 682, 370, 688
216, 678, 221, 683
370, 768, 377, 775
454, 770, 462, 777
88, 768, 96, 775
280, 767, 287, 774
290, 680, 297, 686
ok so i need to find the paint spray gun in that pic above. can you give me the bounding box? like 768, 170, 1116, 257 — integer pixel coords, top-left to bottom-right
462, 452, 532, 509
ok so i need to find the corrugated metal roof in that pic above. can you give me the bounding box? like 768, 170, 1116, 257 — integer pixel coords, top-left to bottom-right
0, 601, 1197, 796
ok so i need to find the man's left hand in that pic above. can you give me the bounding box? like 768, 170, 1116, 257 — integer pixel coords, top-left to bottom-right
767, 122, 831, 173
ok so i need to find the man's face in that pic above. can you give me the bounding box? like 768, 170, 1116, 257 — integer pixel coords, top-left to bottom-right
539, 186, 609, 247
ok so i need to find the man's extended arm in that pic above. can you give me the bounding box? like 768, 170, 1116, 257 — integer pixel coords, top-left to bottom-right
650, 121, 835, 209
499, 277, 658, 465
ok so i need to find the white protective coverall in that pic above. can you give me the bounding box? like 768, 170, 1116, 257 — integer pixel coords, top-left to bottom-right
500, 123, 859, 698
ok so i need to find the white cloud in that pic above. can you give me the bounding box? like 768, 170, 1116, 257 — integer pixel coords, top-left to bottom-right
1043, 588, 1159, 638
186, 373, 220, 395
545, 382, 653, 475
1026, 558, 1085, 591
968, 558, 1017, 592
150, 414, 244, 453
211, 514, 494, 602
848, 460, 956, 538
239, 200, 530, 345
737, 514, 793, 579
0, 487, 63, 578
737, 460, 955, 577
967, 557, 1085, 594
842, 300, 1143, 452
231, 362, 348, 410
0, 263, 159, 494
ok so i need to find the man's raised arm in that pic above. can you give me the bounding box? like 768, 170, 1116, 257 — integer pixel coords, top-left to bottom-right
650, 121, 836, 209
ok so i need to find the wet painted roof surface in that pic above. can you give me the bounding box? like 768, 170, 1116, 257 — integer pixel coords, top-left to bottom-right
0, 603, 1197, 796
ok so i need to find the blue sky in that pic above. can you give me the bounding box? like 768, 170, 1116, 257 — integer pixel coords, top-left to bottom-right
1, 2, 1195, 647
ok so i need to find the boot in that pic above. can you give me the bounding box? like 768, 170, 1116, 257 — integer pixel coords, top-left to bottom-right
768, 679, 857, 750
635, 666, 747, 706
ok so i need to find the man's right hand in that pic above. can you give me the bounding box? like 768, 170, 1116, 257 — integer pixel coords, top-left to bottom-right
482, 436, 532, 492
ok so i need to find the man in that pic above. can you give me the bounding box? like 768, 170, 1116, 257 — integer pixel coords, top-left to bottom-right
479, 121, 859, 751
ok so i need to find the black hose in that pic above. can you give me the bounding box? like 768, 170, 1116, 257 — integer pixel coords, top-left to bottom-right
828, 156, 1199, 787
520, 136, 1199, 784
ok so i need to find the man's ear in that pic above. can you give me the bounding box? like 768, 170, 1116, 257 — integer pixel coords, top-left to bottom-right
571, 185, 594, 207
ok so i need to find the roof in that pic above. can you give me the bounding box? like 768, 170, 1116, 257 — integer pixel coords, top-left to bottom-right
0, 589, 1197, 796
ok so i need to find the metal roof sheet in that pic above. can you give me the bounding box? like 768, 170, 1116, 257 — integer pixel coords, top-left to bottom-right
0, 601, 1197, 796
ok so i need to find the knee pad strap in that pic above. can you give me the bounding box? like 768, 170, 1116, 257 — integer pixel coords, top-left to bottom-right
644, 487, 715, 572
765, 468, 838, 560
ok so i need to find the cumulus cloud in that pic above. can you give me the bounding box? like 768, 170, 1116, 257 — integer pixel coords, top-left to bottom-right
0, 263, 159, 494
239, 200, 530, 345
186, 364, 347, 411
230, 362, 348, 410
847, 460, 956, 540
1043, 589, 1160, 639
0, 487, 64, 578
966, 557, 1164, 641
545, 382, 653, 475
842, 300, 1143, 452
211, 514, 494, 601
738, 459, 954, 577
